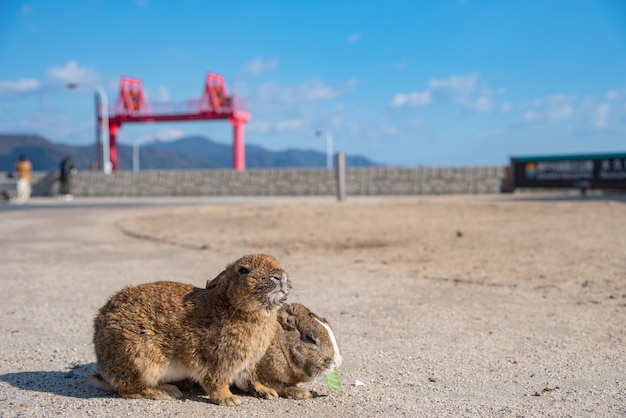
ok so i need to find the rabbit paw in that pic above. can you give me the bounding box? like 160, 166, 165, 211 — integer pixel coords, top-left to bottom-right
119, 384, 182, 400
160, 384, 184, 399
207, 385, 242, 406
215, 394, 242, 406
283, 386, 312, 400
250, 382, 279, 400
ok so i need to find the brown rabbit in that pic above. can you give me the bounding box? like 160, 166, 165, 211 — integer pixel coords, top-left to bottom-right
235, 303, 343, 399
90, 254, 291, 406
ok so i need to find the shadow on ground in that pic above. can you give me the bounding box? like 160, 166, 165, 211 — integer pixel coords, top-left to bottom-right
0, 363, 107, 399
0, 365, 284, 404
506, 191, 626, 203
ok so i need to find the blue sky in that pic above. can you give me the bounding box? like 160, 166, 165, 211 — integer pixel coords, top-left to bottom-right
1, 1, 625, 167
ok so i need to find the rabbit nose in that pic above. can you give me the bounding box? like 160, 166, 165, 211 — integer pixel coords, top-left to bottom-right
272, 275, 286, 290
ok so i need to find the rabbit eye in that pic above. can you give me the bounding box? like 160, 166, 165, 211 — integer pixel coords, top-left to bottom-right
238, 267, 250, 275
305, 332, 320, 345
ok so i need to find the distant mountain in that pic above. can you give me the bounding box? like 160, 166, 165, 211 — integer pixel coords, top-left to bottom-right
0, 134, 95, 172
152, 136, 379, 168
0, 133, 382, 172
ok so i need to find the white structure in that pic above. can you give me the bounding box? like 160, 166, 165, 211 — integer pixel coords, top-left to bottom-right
133, 134, 157, 172
315, 130, 333, 169
95, 86, 112, 174
67, 83, 112, 174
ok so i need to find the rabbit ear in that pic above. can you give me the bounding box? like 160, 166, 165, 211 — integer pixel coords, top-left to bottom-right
206, 272, 223, 289
280, 318, 297, 332
206, 261, 236, 289
277, 305, 298, 332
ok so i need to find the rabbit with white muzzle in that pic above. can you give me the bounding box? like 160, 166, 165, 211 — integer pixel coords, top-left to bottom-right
235, 303, 343, 399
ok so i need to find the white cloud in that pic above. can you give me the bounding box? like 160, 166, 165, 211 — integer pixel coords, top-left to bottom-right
45, 60, 101, 88
366, 123, 402, 139
500, 101, 511, 113
248, 118, 310, 134
299, 80, 339, 101
247, 118, 315, 134
428, 72, 479, 102
542, 95, 575, 121
393, 60, 408, 70
390, 72, 482, 109
155, 128, 184, 141
409, 118, 424, 128
531, 93, 576, 111
256, 79, 340, 106
382, 125, 399, 136
517, 93, 576, 125
248, 120, 271, 134
156, 86, 170, 102
244, 78, 355, 136
390, 91, 431, 108
344, 78, 359, 92
0, 78, 40, 97
526, 106, 571, 122
595, 103, 610, 129
605, 90, 620, 101
21, 5, 32, 15
241, 58, 279, 77
0, 61, 107, 99
275, 119, 306, 132
466, 96, 492, 113
15, 111, 77, 140
523, 111, 541, 123
477, 128, 505, 139
547, 104, 573, 121
347, 32, 362, 44
605, 89, 626, 101
475, 85, 505, 97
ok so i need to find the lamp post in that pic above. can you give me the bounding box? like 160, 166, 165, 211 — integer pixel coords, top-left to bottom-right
315, 130, 333, 169
67, 83, 112, 174
95, 86, 112, 174
133, 134, 156, 172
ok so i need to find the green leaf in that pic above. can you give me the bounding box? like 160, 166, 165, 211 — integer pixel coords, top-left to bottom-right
325, 368, 341, 391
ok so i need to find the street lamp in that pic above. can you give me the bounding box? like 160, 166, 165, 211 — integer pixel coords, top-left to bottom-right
315, 130, 333, 169
133, 134, 156, 172
67, 83, 112, 174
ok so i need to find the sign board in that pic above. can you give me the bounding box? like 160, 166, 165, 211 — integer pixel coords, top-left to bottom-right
504, 153, 626, 191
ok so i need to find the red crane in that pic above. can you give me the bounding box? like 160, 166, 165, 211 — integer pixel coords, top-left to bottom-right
101, 73, 250, 171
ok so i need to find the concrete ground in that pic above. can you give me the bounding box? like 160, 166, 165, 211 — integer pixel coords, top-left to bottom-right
0, 194, 624, 417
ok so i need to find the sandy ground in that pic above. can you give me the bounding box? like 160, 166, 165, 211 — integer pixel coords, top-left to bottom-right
0, 194, 625, 417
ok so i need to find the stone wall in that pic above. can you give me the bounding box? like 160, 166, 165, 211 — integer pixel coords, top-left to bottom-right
28, 166, 506, 197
